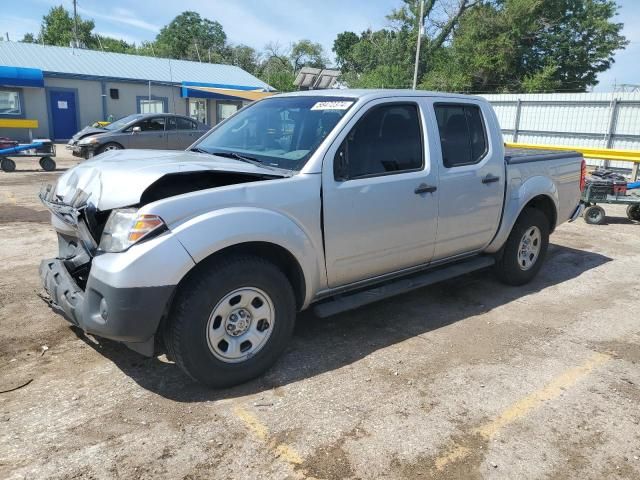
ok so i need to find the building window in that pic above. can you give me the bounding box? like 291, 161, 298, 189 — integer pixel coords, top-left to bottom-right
136, 96, 168, 114
216, 101, 241, 123
0, 90, 22, 116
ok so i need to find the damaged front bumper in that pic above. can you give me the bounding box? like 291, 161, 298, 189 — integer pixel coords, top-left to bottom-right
38, 185, 191, 356
40, 258, 174, 356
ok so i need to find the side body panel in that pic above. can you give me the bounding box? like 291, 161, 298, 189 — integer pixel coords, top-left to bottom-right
484, 155, 582, 253
143, 174, 326, 308
424, 98, 506, 260
320, 97, 439, 287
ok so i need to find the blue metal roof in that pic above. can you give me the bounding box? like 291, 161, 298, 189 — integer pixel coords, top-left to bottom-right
0, 42, 272, 90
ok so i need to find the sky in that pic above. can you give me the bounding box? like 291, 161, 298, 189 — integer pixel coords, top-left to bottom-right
3, 0, 639, 92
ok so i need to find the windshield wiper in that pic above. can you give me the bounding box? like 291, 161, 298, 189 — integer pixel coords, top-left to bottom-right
211, 150, 290, 173
190, 147, 209, 154
191, 148, 292, 176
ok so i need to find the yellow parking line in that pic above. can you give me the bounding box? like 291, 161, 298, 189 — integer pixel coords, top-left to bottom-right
435, 351, 610, 470
233, 405, 304, 466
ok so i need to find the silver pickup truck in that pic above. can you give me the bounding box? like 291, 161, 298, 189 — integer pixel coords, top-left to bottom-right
40, 90, 585, 387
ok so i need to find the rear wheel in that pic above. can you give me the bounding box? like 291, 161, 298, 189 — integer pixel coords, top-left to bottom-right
165, 255, 296, 388
627, 204, 640, 222
584, 205, 605, 225
0, 157, 16, 172
494, 208, 550, 286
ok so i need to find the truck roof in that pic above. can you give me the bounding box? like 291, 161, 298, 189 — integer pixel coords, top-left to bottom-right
274, 88, 487, 103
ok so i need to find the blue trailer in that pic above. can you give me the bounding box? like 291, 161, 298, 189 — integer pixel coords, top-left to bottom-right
0, 141, 57, 172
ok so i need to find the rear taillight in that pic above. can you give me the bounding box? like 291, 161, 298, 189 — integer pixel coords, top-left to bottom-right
579, 159, 587, 191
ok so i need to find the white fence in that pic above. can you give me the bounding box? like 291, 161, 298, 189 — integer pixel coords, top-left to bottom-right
482, 92, 640, 170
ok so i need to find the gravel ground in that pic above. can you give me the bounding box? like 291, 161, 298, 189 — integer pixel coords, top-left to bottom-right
1, 147, 639, 479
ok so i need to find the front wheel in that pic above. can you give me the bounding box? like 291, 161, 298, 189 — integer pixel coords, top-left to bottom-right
494, 208, 550, 286
96, 143, 123, 155
164, 255, 296, 388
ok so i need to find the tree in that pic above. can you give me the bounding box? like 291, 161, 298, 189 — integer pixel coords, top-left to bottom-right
37, 5, 95, 47
289, 39, 327, 71
94, 35, 134, 54
256, 40, 329, 91
155, 11, 226, 61
333, 0, 481, 88
422, 0, 627, 93
21, 33, 37, 43
227, 44, 260, 74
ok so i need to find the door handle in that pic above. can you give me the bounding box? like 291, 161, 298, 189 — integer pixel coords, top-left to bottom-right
482, 174, 500, 184
414, 183, 437, 194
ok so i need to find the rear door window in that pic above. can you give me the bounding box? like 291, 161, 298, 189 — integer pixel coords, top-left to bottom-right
177, 117, 198, 130
434, 104, 487, 168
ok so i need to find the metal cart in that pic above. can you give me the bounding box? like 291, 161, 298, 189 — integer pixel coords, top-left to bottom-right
581, 182, 640, 224
0, 140, 57, 172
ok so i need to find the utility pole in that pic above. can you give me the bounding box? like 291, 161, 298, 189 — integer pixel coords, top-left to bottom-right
412, 0, 425, 90
72, 0, 79, 47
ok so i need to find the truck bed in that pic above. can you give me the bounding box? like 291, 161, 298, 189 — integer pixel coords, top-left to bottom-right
505, 147, 582, 165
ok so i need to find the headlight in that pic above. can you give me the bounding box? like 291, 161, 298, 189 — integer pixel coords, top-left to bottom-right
98, 209, 166, 253
78, 136, 100, 146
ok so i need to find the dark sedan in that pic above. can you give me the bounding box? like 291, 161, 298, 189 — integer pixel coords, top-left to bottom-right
67, 113, 210, 158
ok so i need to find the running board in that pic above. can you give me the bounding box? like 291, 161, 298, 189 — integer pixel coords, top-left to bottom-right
313, 256, 495, 318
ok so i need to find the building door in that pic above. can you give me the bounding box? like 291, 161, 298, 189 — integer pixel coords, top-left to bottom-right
49, 90, 78, 140
189, 99, 208, 124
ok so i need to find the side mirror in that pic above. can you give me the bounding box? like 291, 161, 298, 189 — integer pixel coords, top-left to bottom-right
334, 147, 349, 181
132, 126, 141, 134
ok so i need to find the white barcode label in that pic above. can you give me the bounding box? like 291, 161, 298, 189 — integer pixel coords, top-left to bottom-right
311, 101, 353, 111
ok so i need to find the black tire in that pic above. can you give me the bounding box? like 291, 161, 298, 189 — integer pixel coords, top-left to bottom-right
39, 156, 56, 171
626, 204, 640, 222
1, 157, 16, 172
96, 143, 123, 155
584, 205, 605, 225
494, 208, 550, 286
164, 255, 296, 388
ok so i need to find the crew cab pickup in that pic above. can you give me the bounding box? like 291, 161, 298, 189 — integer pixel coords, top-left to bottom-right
39, 90, 585, 387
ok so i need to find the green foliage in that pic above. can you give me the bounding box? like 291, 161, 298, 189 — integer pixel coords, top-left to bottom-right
38, 5, 95, 47
290, 39, 327, 71
154, 11, 226, 61
21, 33, 37, 43
424, 0, 627, 92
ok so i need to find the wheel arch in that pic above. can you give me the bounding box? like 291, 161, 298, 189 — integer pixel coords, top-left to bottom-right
176, 241, 307, 311
485, 176, 559, 254
523, 194, 557, 233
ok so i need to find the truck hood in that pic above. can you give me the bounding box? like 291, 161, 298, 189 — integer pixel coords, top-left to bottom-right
54, 149, 289, 211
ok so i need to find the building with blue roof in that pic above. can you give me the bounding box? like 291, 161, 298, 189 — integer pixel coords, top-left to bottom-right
0, 42, 274, 141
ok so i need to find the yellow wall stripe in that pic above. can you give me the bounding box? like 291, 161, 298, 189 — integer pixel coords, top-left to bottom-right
0, 118, 39, 129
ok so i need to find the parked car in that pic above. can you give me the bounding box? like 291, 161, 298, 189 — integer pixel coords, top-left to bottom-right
40, 90, 584, 387
66, 113, 209, 158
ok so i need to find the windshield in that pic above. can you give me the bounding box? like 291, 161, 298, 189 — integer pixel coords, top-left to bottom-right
193, 96, 356, 170
104, 114, 145, 131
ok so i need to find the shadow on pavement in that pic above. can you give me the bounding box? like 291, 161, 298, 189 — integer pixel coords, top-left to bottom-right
74, 243, 612, 402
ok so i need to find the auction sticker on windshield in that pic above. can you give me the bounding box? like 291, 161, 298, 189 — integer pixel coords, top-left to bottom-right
311, 101, 354, 111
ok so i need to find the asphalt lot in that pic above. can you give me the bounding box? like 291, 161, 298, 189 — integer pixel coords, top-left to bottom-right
1, 147, 639, 479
